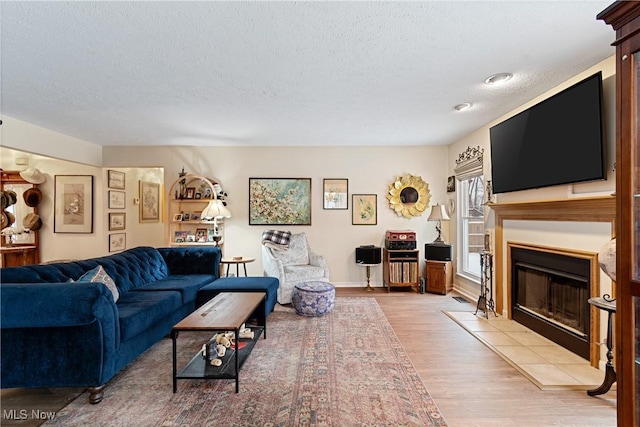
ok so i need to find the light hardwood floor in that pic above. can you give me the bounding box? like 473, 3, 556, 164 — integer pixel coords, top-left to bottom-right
1, 288, 617, 427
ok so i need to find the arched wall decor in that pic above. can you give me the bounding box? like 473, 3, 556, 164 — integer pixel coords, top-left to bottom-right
387, 174, 431, 218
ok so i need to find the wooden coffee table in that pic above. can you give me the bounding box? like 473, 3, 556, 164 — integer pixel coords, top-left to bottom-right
171, 292, 266, 393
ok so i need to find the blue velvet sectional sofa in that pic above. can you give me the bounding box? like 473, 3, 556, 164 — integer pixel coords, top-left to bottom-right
0, 246, 279, 403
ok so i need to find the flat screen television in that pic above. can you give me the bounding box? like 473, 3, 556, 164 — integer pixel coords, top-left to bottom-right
489, 72, 605, 194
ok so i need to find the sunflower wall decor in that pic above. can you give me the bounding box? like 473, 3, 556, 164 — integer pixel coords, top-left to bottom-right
387, 174, 431, 218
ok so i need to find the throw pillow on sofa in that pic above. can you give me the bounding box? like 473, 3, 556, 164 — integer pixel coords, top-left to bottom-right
76, 265, 120, 302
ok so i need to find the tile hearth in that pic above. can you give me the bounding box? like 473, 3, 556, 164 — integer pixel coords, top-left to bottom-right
444, 310, 608, 391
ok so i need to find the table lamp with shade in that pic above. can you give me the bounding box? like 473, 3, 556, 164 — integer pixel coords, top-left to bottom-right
427, 203, 450, 244
201, 199, 231, 246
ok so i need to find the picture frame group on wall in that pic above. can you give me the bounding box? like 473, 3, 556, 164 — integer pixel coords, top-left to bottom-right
108, 212, 126, 231
352, 194, 377, 225
139, 181, 161, 223
108, 190, 126, 209
107, 170, 126, 190
109, 233, 126, 252
249, 178, 312, 225
323, 178, 348, 210
54, 175, 94, 233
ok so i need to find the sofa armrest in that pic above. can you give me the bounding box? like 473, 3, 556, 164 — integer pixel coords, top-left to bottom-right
157, 246, 222, 277
1, 282, 119, 330
309, 252, 330, 279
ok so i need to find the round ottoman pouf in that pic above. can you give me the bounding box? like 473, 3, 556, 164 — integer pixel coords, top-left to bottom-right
292, 281, 335, 316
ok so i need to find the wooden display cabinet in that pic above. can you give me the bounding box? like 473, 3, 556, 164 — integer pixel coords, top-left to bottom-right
597, 3, 640, 425
383, 249, 420, 292
425, 260, 452, 295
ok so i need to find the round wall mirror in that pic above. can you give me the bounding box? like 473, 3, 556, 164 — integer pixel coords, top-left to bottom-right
387, 174, 431, 218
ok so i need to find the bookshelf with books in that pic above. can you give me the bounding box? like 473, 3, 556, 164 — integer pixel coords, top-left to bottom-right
383, 249, 420, 292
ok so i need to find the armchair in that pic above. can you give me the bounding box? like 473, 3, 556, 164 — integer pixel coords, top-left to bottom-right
262, 232, 330, 304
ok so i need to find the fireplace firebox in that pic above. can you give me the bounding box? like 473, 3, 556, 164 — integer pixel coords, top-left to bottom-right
511, 246, 591, 360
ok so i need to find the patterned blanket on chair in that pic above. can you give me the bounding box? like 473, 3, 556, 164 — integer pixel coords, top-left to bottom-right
262, 230, 291, 251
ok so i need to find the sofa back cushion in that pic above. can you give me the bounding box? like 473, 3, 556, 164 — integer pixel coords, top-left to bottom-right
270, 232, 310, 266
0, 246, 170, 294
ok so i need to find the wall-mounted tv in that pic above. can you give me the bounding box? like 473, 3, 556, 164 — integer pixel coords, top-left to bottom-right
489, 72, 605, 194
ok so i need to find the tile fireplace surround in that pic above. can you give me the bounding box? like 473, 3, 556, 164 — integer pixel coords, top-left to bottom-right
489, 195, 616, 368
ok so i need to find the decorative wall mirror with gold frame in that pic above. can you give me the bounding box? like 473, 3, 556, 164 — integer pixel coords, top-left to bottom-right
387, 174, 431, 218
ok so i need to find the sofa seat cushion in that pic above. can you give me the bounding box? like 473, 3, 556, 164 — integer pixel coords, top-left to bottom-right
133, 275, 216, 304
283, 265, 326, 282
117, 290, 182, 341
196, 277, 279, 313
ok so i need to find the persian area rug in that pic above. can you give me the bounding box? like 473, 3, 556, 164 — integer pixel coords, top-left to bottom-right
45, 297, 447, 427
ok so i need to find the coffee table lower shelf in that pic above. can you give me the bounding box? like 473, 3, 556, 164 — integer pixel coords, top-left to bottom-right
173, 326, 264, 393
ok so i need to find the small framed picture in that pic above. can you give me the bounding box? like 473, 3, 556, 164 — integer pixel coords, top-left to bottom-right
195, 228, 208, 242
204, 188, 213, 199
185, 187, 195, 199
323, 178, 348, 210
108, 190, 126, 209
139, 181, 160, 223
191, 211, 201, 221
173, 213, 183, 222
108, 212, 126, 231
186, 234, 196, 243
109, 233, 126, 252
182, 212, 190, 221
107, 170, 126, 190
195, 192, 202, 199
174, 230, 187, 243
352, 194, 377, 225
447, 176, 456, 193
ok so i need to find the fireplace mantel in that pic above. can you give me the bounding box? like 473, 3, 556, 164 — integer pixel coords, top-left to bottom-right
489, 195, 616, 315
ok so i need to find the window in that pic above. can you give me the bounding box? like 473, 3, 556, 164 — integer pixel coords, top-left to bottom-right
457, 175, 484, 280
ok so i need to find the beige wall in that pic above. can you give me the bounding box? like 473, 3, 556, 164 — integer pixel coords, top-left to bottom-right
103, 145, 449, 286
447, 56, 616, 301
0, 147, 164, 262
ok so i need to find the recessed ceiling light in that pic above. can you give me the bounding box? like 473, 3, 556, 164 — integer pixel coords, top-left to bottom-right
454, 103, 473, 111
484, 72, 513, 85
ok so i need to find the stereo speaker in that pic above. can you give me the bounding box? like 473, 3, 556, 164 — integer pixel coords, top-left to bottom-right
356, 246, 382, 265
425, 243, 452, 261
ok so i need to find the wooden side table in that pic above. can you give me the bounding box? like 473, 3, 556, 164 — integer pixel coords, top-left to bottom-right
220, 257, 255, 277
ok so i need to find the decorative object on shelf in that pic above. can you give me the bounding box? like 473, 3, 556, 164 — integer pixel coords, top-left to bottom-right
108, 212, 126, 231
323, 178, 348, 210
387, 174, 431, 218
352, 194, 377, 225
109, 233, 126, 252
54, 175, 93, 233
249, 178, 311, 225
139, 181, 160, 223
107, 170, 125, 190
355, 245, 382, 292
427, 204, 450, 243
446, 176, 456, 193
108, 190, 126, 209
177, 167, 187, 199
201, 199, 231, 246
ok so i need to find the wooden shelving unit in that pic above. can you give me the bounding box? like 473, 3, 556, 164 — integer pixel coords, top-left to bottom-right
383, 249, 419, 292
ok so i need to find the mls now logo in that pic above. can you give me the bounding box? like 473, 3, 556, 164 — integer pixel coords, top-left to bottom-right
3, 409, 56, 420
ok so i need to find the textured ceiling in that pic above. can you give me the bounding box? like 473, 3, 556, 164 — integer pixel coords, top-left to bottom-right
0, 1, 614, 147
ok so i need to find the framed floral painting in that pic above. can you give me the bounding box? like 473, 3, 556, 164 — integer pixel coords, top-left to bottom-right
352, 194, 377, 225
249, 178, 311, 225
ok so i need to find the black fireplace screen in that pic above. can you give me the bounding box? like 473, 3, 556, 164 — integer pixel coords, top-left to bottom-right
515, 263, 589, 337
510, 246, 591, 360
